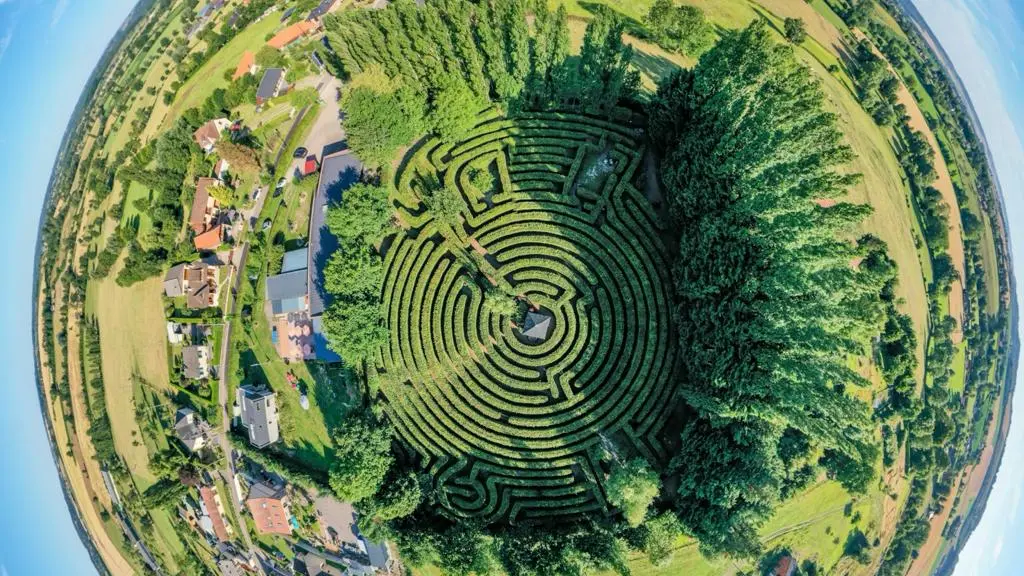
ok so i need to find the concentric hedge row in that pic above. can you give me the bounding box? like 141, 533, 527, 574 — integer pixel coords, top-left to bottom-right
380, 113, 680, 523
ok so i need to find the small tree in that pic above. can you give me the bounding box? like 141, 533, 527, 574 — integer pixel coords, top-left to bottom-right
429, 74, 484, 144
784, 18, 808, 44
483, 288, 518, 318
605, 458, 661, 527
424, 185, 465, 228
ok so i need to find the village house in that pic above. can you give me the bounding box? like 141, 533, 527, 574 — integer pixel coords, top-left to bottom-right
232, 50, 256, 81
190, 177, 226, 250
256, 67, 287, 105
182, 344, 212, 380
246, 481, 292, 535
294, 551, 343, 576
166, 321, 185, 345
267, 20, 317, 50
236, 385, 279, 448
306, 0, 339, 22
193, 118, 231, 153
163, 258, 221, 309
173, 407, 210, 453
198, 485, 233, 543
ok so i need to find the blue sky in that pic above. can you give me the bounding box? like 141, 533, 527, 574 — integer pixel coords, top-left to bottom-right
909, 1, 1024, 575
0, 1, 136, 575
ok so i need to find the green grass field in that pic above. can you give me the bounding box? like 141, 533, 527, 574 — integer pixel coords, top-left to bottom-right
163, 14, 282, 128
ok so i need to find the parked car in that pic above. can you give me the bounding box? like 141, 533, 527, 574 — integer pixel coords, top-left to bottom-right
251, 187, 261, 202
262, 218, 272, 231
293, 146, 308, 159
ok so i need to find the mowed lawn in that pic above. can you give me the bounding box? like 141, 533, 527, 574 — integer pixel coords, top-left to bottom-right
88, 257, 174, 490
162, 14, 281, 128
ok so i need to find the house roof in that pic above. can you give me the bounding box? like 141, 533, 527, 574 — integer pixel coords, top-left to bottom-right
237, 386, 279, 448
257, 67, 286, 100
295, 551, 343, 576
199, 486, 231, 542
307, 0, 338, 21
310, 151, 363, 317
246, 481, 290, 535
364, 538, 390, 569
190, 177, 222, 232
173, 408, 207, 451
311, 315, 341, 363
522, 311, 553, 341
233, 50, 255, 80
163, 264, 187, 297
194, 225, 224, 251
281, 247, 309, 273
303, 155, 319, 175
773, 555, 796, 576
193, 120, 223, 149
267, 269, 308, 314
267, 20, 316, 49
182, 345, 209, 379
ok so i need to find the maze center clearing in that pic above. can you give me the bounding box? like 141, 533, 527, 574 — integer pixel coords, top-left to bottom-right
377, 111, 682, 523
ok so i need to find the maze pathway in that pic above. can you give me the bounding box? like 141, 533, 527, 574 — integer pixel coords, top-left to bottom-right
379, 112, 680, 523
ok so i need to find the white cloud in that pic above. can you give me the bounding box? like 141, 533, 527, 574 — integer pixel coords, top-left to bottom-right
0, 25, 12, 63
49, 0, 67, 28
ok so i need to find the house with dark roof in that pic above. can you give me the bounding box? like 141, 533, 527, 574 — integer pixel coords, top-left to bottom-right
173, 408, 210, 452
307, 0, 338, 21
236, 386, 279, 448
267, 268, 309, 315
294, 551, 344, 576
772, 554, 797, 576
182, 344, 212, 380
246, 481, 291, 535
256, 68, 287, 105
164, 259, 222, 309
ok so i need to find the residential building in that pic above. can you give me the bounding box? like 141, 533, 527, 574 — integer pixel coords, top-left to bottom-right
256, 68, 287, 104
190, 177, 224, 234
306, 0, 338, 22
773, 555, 797, 576
246, 481, 291, 535
193, 118, 231, 153
198, 485, 232, 542
267, 20, 317, 50
163, 259, 222, 309
194, 225, 224, 252
214, 157, 230, 180
183, 345, 212, 380
266, 268, 308, 315
232, 50, 256, 81
173, 408, 210, 453
236, 386, 279, 448
294, 551, 343, 576
166, 321, 185, 344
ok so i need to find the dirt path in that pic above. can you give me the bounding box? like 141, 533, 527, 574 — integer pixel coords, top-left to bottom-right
66, 315, 113, 511
857, 30, 966, 343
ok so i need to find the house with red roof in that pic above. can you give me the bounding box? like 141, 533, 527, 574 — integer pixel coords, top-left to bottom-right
198, 485, 232, 542
233, 50, 256, 81
267, 20, 317, 50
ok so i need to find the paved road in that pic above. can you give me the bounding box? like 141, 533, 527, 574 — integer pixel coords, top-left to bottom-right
212, 73, 345, 572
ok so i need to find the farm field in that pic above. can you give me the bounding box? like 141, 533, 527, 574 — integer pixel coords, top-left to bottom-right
88, 258, 174, 490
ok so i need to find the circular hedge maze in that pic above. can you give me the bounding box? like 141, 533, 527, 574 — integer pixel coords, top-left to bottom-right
379, 111, 680, 524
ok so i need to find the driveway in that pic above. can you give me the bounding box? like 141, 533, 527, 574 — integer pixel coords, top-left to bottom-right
281, 73, 345, 181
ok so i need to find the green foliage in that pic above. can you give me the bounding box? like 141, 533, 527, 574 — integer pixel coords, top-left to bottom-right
635, 512, 684, 567
430, 74, 486, 144
328, 411, 394, 503
784, 17, 808, 44
325, 182, 394, 244
495, 522, 629, 576
423, 185, 466, 228
323, 301, 389, 366
342, 79, 427, 167
644, 1, 715, 56
363, 471, 422, 522
605, 458, 660, 527
655, 21, 883, 556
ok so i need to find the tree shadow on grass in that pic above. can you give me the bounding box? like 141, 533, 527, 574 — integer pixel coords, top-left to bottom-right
308, 361, 357, 435
630, 49, 682, 86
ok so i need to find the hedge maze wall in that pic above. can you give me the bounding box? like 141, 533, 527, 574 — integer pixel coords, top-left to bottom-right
379, 111, 680, 524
